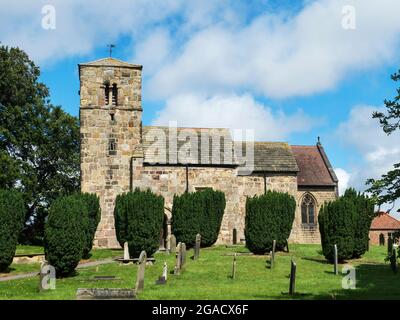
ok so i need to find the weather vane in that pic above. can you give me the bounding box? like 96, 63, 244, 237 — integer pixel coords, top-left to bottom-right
107, 44, 116, 57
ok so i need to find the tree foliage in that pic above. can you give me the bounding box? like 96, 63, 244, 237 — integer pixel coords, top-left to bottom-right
319, 188, 375, 262
0, 45, 80, 244
367, 69, 400, 212
114, 188, 164, 258
244, 191, 296, 254
0, 189, 25, 271
171, 189, 226, 248
44, 195, 88, 277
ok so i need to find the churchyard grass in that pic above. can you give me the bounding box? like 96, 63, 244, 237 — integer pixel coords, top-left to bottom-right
0, 244, 398, 300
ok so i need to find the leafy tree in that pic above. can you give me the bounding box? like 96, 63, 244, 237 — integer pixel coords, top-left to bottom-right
0, 45, 80, 244
0, 189, 25, 271
319, 188, 375, 262
114, 188, 164, 258
245, 191, 296, 254
367, 69, 400, 211
171, 189, 226, 248
44, 195, 87, 277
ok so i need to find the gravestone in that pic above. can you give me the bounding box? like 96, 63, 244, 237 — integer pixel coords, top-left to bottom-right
194, 234, 201, 260
123, 242, 130, 260
271, 240, 276, 269
181, 243, 187, 268
289, 259, 296, 295
156, 262, 168, 285
233, 228, 237, 245
174, 243, 182, 275
231, 253, 237, 279
38, 261, 55, 291
333, 244, 338, 275
76, 288, 136, 300
170, 234, 177, 254
135, 251, 147, 292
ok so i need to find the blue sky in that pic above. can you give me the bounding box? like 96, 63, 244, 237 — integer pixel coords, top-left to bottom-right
1, 0, 400, 213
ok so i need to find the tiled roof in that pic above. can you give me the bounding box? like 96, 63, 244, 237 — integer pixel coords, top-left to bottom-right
79, 57, 142, 69
370, 212, 400, 230
291, 145, 337, 186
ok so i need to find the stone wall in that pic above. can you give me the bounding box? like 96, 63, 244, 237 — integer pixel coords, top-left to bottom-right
289, 188, 337, 244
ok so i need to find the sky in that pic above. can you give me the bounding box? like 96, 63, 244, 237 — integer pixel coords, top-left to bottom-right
1, 0, 399, 216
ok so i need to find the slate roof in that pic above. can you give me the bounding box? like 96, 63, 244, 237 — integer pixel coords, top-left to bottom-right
142, 126, 300, 172
291, 144, 337, 186
79, 57, 142, 69
142, 126, 236, 166
370, 212, 400, 230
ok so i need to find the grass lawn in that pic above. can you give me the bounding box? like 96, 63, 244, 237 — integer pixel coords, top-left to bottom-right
0, 246, 123, 278
0, 244, 398, 300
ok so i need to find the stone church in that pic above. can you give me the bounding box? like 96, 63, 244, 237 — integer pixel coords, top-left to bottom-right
79, 57, 339, 249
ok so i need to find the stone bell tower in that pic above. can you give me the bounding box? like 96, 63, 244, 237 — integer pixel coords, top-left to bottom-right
79, 58, 143, 248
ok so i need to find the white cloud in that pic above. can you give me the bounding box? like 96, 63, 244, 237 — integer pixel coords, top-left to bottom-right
336, 105, 400, 193
148, 0, 400, 99
334, 168, 350, 196
152, 93, 317, 141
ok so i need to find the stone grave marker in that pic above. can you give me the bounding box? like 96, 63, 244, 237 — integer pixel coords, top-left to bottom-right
76, 288, 136, 300
181, 243, 187, 268
156, 262, 168, 285
333, 244, 338, 275
289, 259, 296, 295
123, 242, 130, 260
135, 251, 147, 293
170, 234, 177, 254
271, 240, 276, 269
232, 228, 237, 245
174, 242, 182, 275
194, 234, 201, 260
231, 253, 237, 279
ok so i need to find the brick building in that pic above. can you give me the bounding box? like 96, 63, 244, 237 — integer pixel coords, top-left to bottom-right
79, 57, 338, 248
369, 212, 400, 246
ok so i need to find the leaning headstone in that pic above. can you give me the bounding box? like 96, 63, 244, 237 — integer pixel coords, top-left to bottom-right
289, 259, 296, 295
123, 242, 130, 260
174, 242, 182, 275
231, 253, 237, 279
156, 262, 168, 285
333, 244, 338, 275
181, 243, 187, 268
170, 234, 177, 254
135, 251, 147, 292
194, 234, 201, 260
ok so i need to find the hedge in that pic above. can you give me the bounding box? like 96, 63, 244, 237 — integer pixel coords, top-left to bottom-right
44, 195, 88, 277
114, 188, 164, 258
171, 189, 226, 248
244, 191, 296, 254
0, 189, 25, 271
318, 188, 374, 262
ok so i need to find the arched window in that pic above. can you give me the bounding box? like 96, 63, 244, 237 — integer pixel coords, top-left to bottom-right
379, 233, 385, 246
301, 193, 316, 225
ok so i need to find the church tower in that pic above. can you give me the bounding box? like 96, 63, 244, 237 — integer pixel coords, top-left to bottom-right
79, 58, 143, 248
